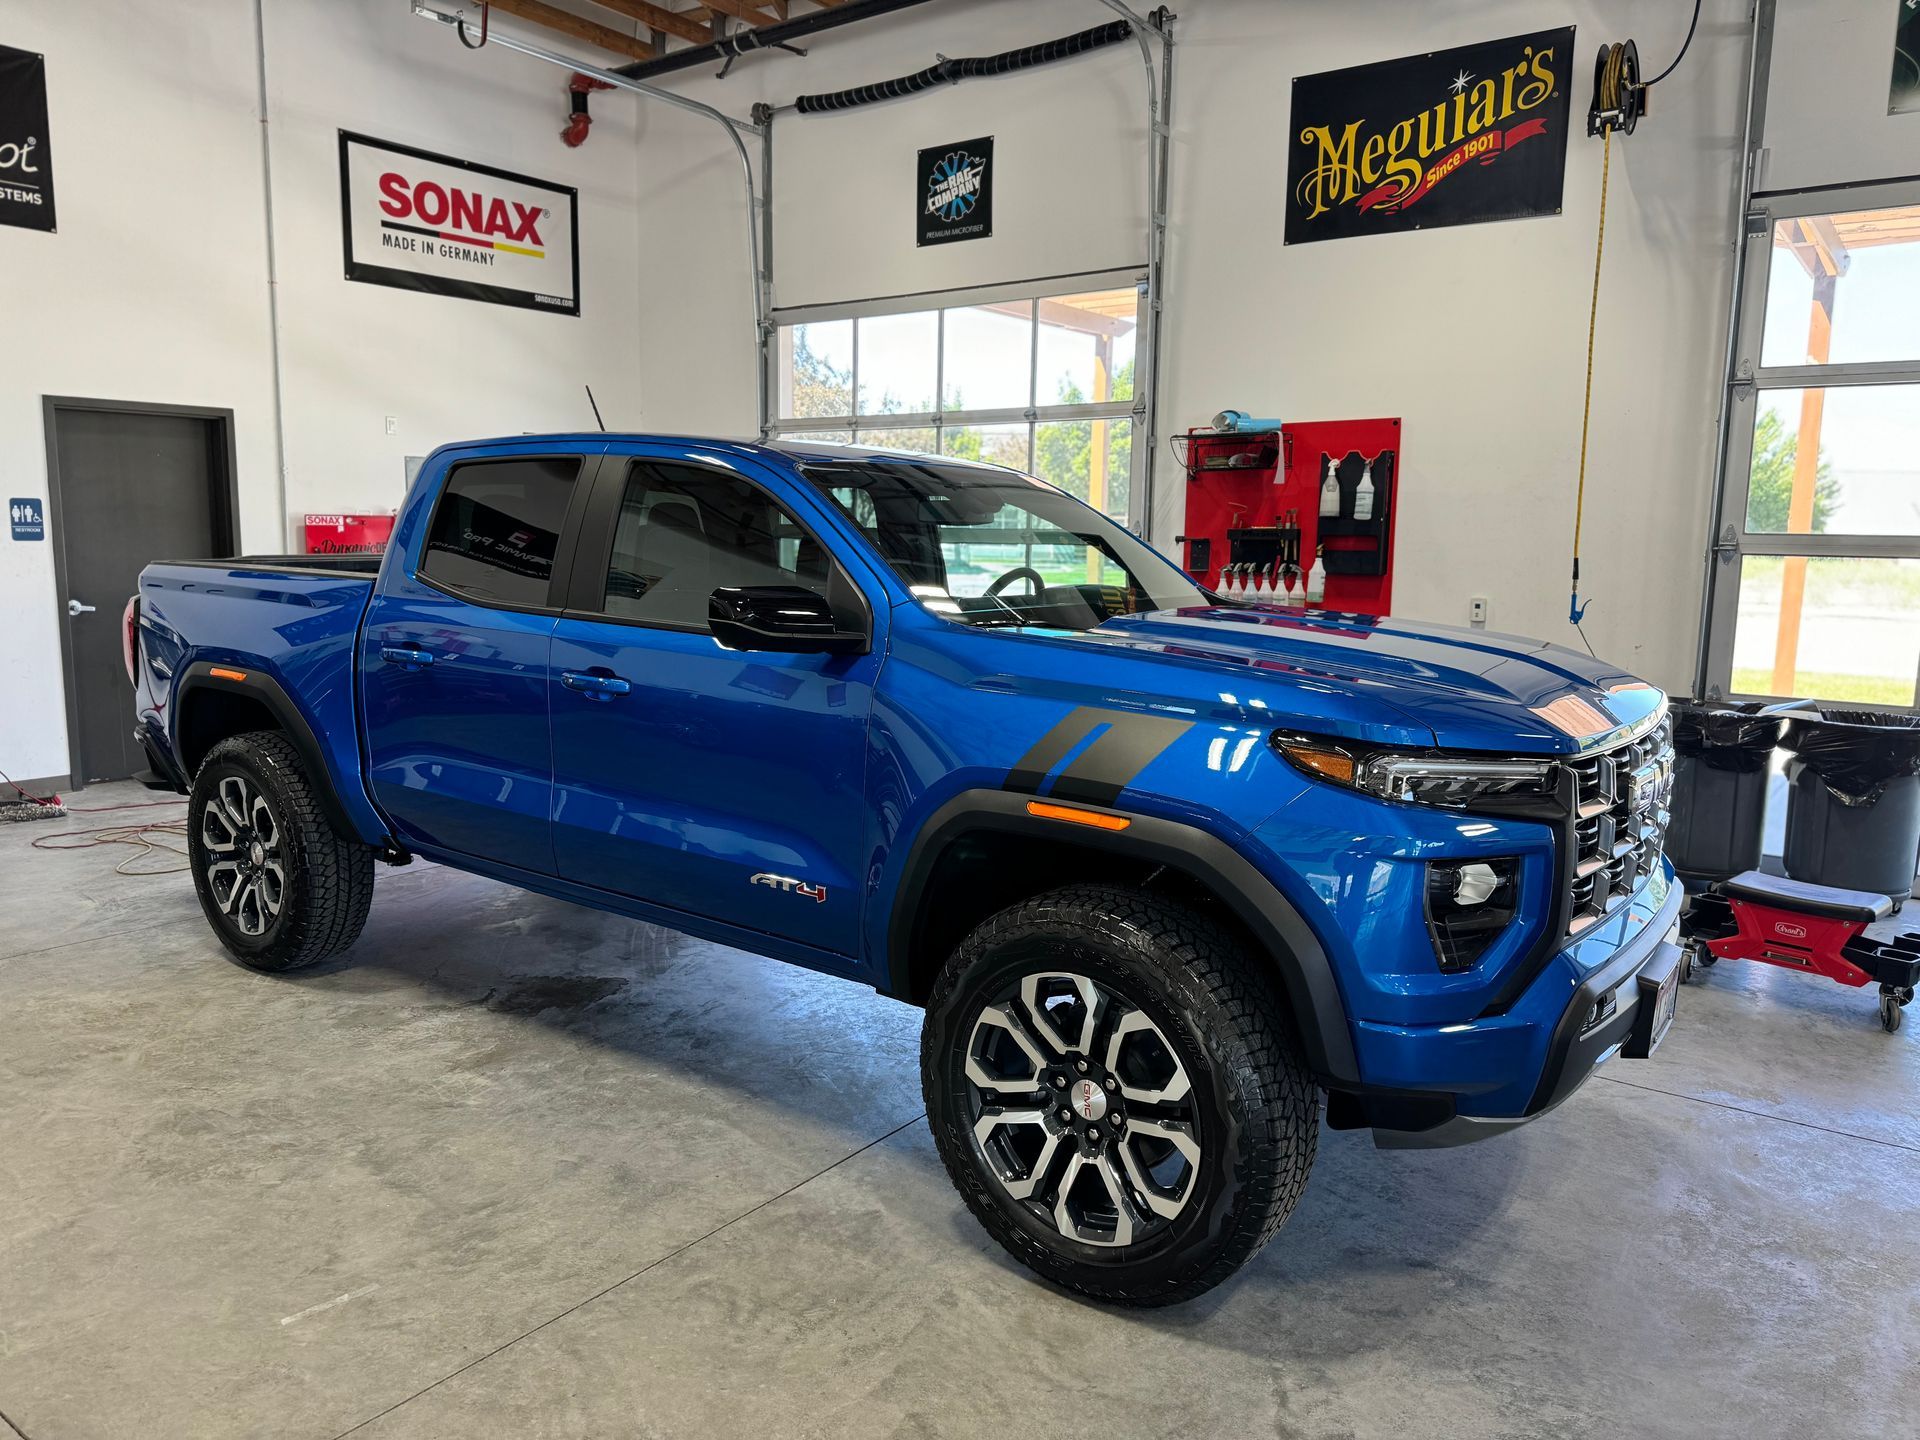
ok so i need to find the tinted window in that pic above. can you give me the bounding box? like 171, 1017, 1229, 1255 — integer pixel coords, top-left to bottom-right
804, 458, 1202, 631
421, 457, 578, 606
601, 462, 829, 629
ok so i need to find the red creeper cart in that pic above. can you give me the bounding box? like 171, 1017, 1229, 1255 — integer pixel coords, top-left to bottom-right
1681, 870, 1920, 1034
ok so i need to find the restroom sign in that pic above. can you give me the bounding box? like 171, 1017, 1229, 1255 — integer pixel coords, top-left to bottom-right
339, 131, 579, 315
10, 498, 46, 541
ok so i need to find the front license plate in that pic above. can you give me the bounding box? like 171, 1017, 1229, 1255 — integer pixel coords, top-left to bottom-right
1623, 944, 1681, 1059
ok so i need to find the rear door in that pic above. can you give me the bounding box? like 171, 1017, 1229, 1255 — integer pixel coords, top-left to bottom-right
359, 444, 602, 872
546, 446, 884, 956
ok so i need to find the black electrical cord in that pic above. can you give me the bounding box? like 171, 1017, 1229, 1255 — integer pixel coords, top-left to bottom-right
1643, 0, 1701, 87
793, 20, 1134, 114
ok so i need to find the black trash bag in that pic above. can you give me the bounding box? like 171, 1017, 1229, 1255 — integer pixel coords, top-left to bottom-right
1781, 709, 1920, 806
1671, 700, 1785, 774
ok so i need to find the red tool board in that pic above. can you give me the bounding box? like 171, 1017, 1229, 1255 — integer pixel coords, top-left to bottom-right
1177, 417, 1401, 616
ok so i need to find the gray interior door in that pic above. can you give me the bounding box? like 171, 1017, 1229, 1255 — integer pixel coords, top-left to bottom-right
48, 404, 233, 784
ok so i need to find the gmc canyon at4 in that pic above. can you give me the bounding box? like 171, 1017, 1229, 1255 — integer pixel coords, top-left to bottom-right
129, 434, 1681, 1305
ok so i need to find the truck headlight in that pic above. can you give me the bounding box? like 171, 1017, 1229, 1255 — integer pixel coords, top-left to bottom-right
1272, 734, 1557, 809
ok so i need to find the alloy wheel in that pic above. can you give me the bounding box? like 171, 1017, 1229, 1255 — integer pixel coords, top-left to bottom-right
964, 971, 1201, 1248
200, 774, 286, 938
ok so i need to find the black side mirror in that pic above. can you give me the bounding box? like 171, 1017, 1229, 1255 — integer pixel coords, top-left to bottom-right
709, 586, 869, 655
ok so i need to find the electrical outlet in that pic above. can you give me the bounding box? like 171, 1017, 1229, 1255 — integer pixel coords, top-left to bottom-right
384, 416, 398, 436
1469, 596, 1489, 629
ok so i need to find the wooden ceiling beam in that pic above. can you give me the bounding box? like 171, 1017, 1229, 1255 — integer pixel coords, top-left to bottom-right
581, 0, 715, 45
699, 0, 780, 24
480, 0, 656, 60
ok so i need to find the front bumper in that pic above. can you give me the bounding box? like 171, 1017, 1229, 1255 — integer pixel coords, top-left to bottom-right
1361, 875, 1684, 1148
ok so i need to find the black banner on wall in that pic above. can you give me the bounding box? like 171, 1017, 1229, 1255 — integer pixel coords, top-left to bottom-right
1284, 29, 1574, 245
0, 45, 56, 233
918, 136, 993, 247
1893, 0, 1919, 115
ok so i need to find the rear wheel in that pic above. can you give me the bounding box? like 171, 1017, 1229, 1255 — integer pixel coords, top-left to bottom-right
922, 884, 1318, 1306
188, 732, 374, 971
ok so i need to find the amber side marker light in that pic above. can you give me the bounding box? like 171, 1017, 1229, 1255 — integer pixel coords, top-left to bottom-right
1025, 800, 1131, 832
209, 667, 249, 682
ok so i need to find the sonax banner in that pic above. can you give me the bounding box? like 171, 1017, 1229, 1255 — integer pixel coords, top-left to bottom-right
1284, 28, 1574, 245
0, 45, 56, 233
339, 131, 579, 315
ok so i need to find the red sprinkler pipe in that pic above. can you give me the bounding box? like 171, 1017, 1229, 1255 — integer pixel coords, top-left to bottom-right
562, 72, 614, 148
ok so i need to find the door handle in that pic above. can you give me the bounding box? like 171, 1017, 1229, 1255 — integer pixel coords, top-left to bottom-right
380, 645, 436, 669
561, 669, 631, 700
67, 598, 96, 618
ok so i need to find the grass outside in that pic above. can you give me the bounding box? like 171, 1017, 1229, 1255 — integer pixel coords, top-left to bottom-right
1730, 668, 1915, 706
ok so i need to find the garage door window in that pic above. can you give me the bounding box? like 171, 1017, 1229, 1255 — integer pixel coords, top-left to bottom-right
772, 277, 1144, 531
421, 457, 579, 607
1706, 191, 1920, 706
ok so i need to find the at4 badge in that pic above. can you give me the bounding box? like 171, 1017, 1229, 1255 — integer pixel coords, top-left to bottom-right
917, 136, 993, 247
752, 872, 828, 903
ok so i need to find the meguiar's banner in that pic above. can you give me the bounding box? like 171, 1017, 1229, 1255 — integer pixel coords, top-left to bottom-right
0, 45, 55, 233
339, 131, 579, 315
1284, 29, 1575, 245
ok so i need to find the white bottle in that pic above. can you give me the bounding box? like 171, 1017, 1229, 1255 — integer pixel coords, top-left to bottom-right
1304, 553, 1325, 605
1318, 456, 1341, 518
1354, 458, 1376, 522
1250, 566, 1267, 601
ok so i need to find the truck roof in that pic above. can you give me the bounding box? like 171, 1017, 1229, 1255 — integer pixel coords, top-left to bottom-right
436, 433, 1013, 471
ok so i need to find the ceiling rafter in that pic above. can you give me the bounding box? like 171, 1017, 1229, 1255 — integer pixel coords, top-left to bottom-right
475, 0, 655, 60
460, 0, 871, 65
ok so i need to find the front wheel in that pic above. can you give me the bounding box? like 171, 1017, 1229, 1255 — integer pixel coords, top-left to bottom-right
922, 884, 1318, 1307
188, 731, 375, 971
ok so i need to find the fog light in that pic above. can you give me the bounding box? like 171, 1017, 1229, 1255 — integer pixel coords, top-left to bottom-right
1425, 858, 1519, 973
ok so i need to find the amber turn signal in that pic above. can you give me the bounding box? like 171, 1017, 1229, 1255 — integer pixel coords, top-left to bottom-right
1275, 741, 1355, 785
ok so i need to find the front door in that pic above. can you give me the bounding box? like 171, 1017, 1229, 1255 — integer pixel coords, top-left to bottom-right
548, 449, 882, 957
46, 400, 235, 784
360, 447, 596, 872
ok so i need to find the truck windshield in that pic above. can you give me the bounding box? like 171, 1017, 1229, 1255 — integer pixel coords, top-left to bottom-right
801, 458, 1205, 631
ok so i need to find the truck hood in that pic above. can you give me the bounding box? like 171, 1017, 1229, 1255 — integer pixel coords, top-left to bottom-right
1077, 604, 1664, 755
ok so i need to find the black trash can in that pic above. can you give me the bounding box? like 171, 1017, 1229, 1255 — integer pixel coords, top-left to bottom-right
1666, 701, 1788, 884
1781, 709, 1920, 905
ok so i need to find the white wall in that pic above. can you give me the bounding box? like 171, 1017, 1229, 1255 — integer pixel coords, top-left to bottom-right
1, 0, 647, 783
633, 0, 1754, 691
1762, 0, 1920, 192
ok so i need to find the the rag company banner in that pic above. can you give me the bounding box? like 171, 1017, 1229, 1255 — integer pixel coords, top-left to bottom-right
339, 132, 579, 315
918, 136, 993, 247
1285, 28, 1574, 245
1894, 0, 1920, 114
0, 45, 56, 233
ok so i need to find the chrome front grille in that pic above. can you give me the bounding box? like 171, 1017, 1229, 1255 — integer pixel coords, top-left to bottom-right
1565, 713, 1674, 936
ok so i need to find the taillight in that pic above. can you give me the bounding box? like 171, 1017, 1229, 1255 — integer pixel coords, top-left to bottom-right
123, 596, 140, 684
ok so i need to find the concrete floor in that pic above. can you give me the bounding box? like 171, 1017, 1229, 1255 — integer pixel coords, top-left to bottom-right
2, 783, 1917, 1440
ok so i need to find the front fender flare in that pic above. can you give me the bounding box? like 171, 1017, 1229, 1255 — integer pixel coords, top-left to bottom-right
884, 789, 1361, 1087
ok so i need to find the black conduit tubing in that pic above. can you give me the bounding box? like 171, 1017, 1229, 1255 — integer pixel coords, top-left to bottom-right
614, 0, 938, 82
793, 20, 1134, 113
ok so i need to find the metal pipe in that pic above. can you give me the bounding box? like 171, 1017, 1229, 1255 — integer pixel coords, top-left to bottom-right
758, 108, 776, 439
1692, 0, 1773, 698
252, 0, 290, 548
615, 0, 939, 83
411, 2, 772, 434
1096, 0, 1171, 539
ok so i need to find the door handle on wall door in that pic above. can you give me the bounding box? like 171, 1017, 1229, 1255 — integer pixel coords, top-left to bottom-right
67, 599, 96, 617
380, 645, 436, 669
561, 669, 631, 700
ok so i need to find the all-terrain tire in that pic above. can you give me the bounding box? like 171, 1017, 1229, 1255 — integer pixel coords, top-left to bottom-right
188, 731, 375, 971
922, 883, 1318, 1306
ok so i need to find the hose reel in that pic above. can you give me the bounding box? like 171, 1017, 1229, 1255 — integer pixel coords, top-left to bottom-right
1587, 39, 1646, 137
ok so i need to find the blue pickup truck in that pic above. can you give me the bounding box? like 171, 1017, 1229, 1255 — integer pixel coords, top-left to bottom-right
129, 434, 1681, 1305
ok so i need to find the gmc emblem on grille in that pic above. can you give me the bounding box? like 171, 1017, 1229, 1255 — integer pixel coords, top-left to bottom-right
1628, 760, 1672, 816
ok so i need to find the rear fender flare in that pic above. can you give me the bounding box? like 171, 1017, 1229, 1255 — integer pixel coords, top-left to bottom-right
884, 789, 1361, 1086
173, 661, 382, 846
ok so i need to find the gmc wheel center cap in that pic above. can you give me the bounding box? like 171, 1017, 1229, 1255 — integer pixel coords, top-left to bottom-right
1074, 1078, 1108, 1122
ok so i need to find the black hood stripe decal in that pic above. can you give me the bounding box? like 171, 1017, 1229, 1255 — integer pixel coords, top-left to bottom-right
1005, 706, 1195, 807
